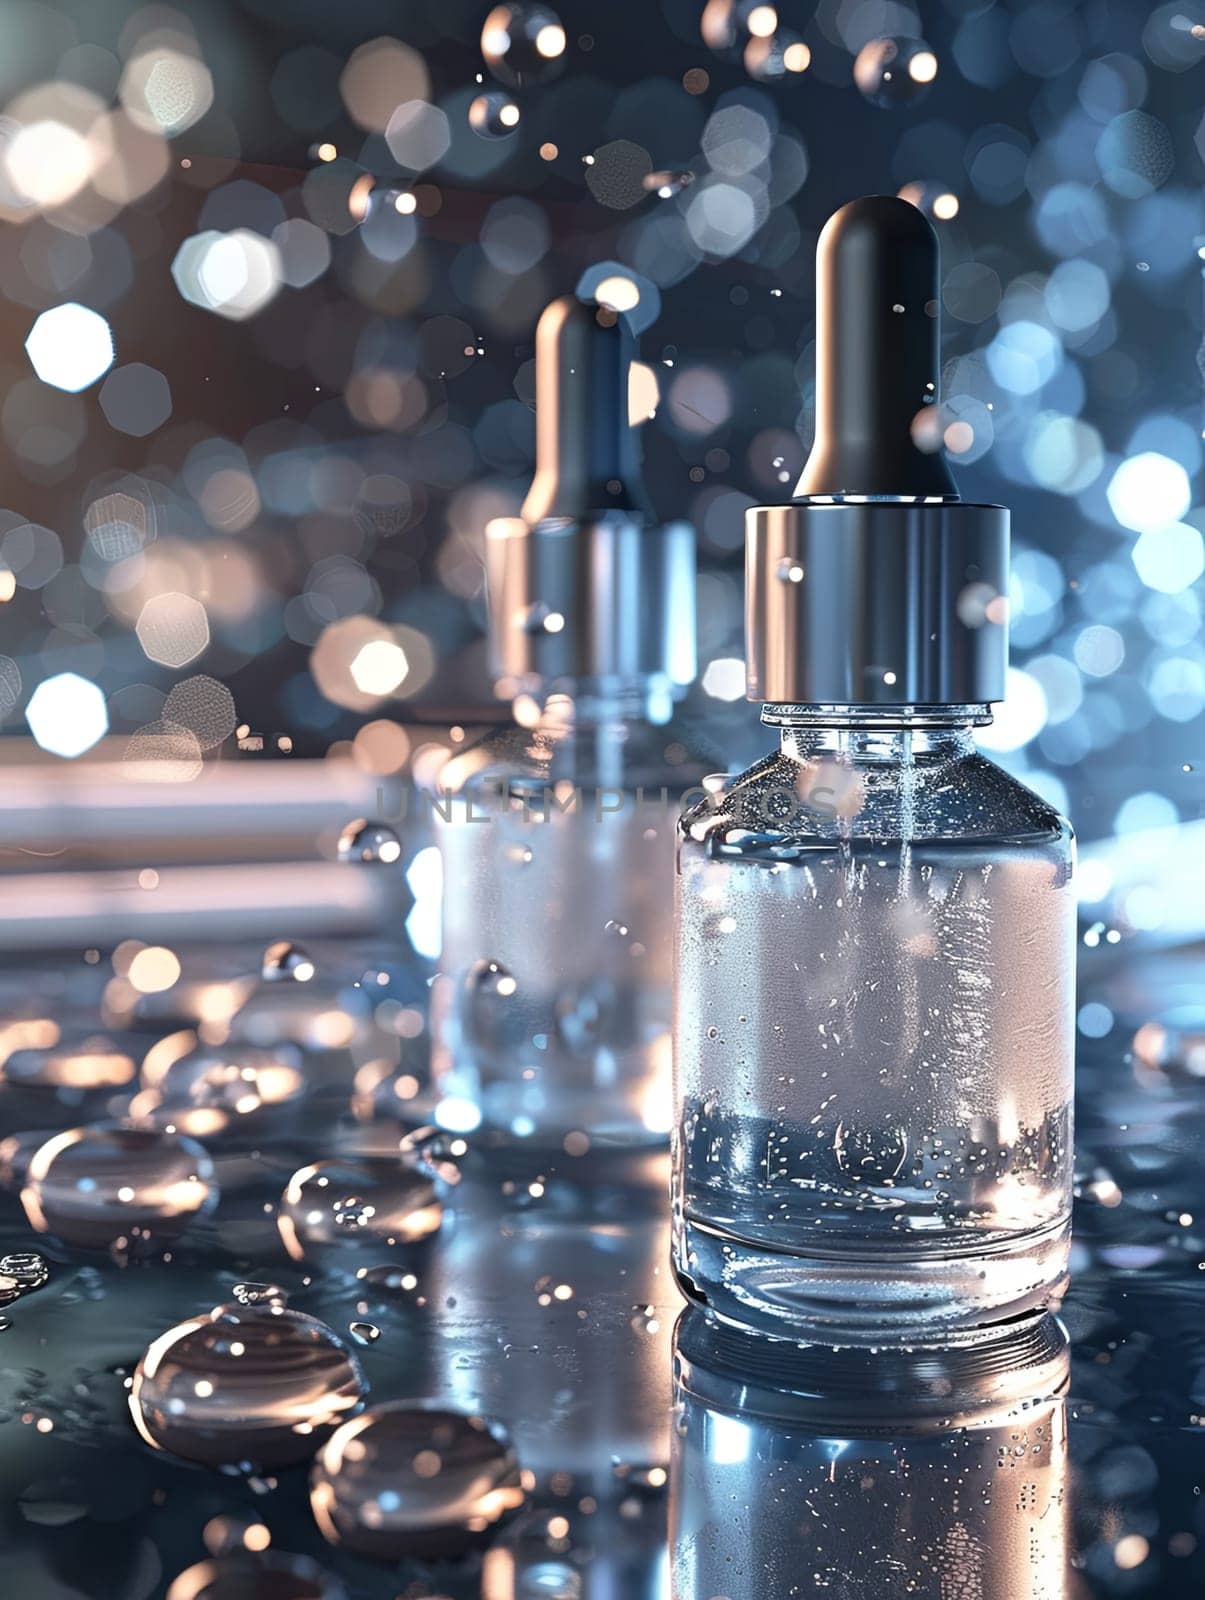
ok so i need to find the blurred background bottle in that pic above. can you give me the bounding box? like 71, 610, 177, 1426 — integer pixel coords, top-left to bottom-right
433, 294, 704, 1153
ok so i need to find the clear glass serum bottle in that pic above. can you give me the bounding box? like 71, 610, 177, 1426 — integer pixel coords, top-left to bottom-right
672, 198, 1076, 1340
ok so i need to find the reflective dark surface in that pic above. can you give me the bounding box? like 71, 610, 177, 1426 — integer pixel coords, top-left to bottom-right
0, 936, 1197, 1598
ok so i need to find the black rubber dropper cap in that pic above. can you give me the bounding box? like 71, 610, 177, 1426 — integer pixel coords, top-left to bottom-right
797, 195, 958, 500
521, 295, 651, 525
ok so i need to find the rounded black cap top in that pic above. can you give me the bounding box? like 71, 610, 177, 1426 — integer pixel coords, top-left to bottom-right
797, 195, 958, 500
521, 295, 650, 525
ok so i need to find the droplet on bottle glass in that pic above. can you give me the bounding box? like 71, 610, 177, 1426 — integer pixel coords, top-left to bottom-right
481, 2, 567, 87
310, 1403, 525, 1558
463, 958, 525, 1052
469, 90, 522, 139
278, 1157, 442, 1263
336, 819, 401, 865
131, 1302, 366, 1468
349, 1321, 380, 1345
261, 940, 315, 983
21, 1125, 216, 1252
833, 1120, 909, 1184
853, 36, 938, 107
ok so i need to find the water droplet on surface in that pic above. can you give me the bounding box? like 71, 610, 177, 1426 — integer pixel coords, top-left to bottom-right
775, 557, 804, 584
202, 1512, 272, 1556
131, 1303, 366, 1467
481, 2, 566, 87
232, 1282, 289, 1307
349, 1321, 380, 1345
0, 1130, 54, 1192
166, 1551, 345, 1600
261, 941, 315, 984
145, 1041, 306, 1128
398, 1125, 467, 1187
469, 90, 522, 139
853, 36, 938, 108
336, 818, 401, 865
3, 1033, 136, 1092
310, 1403, 524, 1558
21, 1125, 216, 1251
0, 1250, 49, 1291
278, 1158, 442, 1263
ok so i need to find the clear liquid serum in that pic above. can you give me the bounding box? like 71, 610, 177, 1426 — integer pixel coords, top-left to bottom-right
672, 198, 1076, 1340
433, 295, 701, 1151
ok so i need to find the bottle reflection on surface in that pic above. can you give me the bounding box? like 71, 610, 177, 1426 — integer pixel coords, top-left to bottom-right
432, 1151, 678, 1598
671, 1308, 1074, 1600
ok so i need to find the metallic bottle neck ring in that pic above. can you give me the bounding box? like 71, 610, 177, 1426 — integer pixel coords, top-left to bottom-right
745, 498, 1009, 708
486, 510, 697, 696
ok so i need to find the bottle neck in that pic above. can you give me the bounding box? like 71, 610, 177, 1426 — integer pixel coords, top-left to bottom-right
515, 679, 677, 731
762, 703, 989, 762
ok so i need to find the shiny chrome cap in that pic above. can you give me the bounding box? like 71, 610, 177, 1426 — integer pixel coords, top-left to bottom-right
487, 295, 696, 694
745, 498, 1008, 706
746, 196, 1010, 709
487, 510, 696, 691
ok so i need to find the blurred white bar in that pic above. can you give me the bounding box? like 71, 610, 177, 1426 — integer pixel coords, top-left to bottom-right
0, 861, 396, 949
0, 751, 407, 947
0, 749, 395, 862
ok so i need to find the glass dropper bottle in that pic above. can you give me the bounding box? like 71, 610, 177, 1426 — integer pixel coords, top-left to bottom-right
672, 197, 1076, 1341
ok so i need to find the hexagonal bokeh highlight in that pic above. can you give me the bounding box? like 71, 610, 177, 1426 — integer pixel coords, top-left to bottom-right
272, 218, 331, 288
99, 364, 173, 437
171, 230, 283, 322
26, 672, 109, 758
25, 303, 114, 392
136, 593, 210, 668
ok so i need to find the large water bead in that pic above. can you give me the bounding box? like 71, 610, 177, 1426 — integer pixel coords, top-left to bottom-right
165, 1551, 347, 1600
310, 1404, 525, 1559
131, 1303, 367, 1467
20, 1125, 216, 1251
3, 1032, 137, 1093
278, 1158, 442, 1264
149, 1041, 306, 1123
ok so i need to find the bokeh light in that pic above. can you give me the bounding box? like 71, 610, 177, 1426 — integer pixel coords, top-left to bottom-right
25, 304, 114, 392
26, 671, 108, 757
